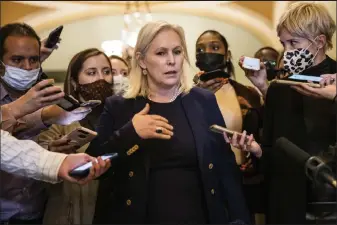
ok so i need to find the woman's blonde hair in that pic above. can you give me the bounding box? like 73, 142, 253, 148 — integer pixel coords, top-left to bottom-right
277, 2, 336, 51
123, 20, 193, 99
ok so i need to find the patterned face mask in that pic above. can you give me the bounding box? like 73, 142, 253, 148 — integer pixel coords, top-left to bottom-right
77, 79, 113, 103
283, 37, 320, 75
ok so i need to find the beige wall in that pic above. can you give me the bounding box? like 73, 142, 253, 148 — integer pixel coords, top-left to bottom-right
39, 13, 264, 86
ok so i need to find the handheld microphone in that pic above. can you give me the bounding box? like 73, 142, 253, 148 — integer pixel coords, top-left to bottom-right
275, 137, 336, 189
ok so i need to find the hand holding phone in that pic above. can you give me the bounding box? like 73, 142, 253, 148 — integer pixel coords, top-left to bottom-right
199, 69, 230, 82
210, 125, 246, 140
195, 71, 228, 93
209, 125, 262, 158
41, 82, 101, 111
7, 79, 65, 120
68, 153, 118, 178
61, 126, 97, 149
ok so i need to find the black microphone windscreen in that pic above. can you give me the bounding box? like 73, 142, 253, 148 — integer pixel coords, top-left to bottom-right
275, 137, 310, 165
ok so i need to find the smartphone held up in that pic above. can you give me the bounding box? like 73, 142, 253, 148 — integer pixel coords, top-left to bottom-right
45, 25, 63, 49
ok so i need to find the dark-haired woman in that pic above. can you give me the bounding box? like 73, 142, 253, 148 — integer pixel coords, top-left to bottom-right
194, 30, 266, 223
37, 48, 114, 225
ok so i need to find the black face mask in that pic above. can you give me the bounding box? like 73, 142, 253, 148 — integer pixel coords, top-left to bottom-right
196, 53, 227, 72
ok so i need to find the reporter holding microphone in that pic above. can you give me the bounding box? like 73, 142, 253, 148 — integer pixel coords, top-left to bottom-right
86, 21, 262, 224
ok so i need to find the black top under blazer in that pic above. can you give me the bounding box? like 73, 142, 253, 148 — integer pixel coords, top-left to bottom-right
86, 87, 250, 224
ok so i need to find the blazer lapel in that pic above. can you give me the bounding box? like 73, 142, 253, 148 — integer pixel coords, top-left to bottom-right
181, 93, 206, 164
132, 97, 151, 182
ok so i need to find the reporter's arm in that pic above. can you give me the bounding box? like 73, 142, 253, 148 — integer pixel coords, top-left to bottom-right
1, 104, 48, 137
1, 129, 66, 183
0, 104, 21, 133
0, 79, 65, 136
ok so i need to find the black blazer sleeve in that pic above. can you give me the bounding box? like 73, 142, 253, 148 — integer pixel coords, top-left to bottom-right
206, 93, 251, 224
86, 96, 142, 158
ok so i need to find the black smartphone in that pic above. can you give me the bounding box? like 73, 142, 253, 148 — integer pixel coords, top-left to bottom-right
199, 69, 230, 82
58, 95, 81, 111
68, 153, 118, 178
39, 82, 80, 111
45, 25, 63, 48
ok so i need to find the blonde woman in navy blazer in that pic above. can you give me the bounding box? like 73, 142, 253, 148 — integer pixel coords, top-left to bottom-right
86, 21, 262, 224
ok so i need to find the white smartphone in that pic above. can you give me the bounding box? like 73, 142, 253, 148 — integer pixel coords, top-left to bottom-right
61, 127, 97, 148
68, 153, 118, 178
243, 57, 260, 71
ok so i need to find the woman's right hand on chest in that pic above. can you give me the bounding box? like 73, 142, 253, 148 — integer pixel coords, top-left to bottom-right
132, 103, 174, 140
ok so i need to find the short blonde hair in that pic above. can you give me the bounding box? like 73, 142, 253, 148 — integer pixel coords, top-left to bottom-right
277, 2, 336, 51
123, 21, 193, 99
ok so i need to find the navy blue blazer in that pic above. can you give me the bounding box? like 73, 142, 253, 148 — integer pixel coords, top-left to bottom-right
86, 87, 250, 224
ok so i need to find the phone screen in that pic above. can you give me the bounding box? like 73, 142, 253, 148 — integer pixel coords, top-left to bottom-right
73, 154, 117, 172
288, 74, 322, 83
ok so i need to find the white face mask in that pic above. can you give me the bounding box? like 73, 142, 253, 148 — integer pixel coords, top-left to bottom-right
1, 63, 40, 91
113, 74, 129, 94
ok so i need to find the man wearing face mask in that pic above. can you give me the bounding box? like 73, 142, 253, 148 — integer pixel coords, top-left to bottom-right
253, 3, 336, 224
0, 23, 92, 224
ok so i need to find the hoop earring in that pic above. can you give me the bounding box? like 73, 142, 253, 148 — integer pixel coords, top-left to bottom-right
142, 69, 148, 76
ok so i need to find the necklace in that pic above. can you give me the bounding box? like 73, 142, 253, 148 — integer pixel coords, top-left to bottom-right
148, 88, 181, 103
